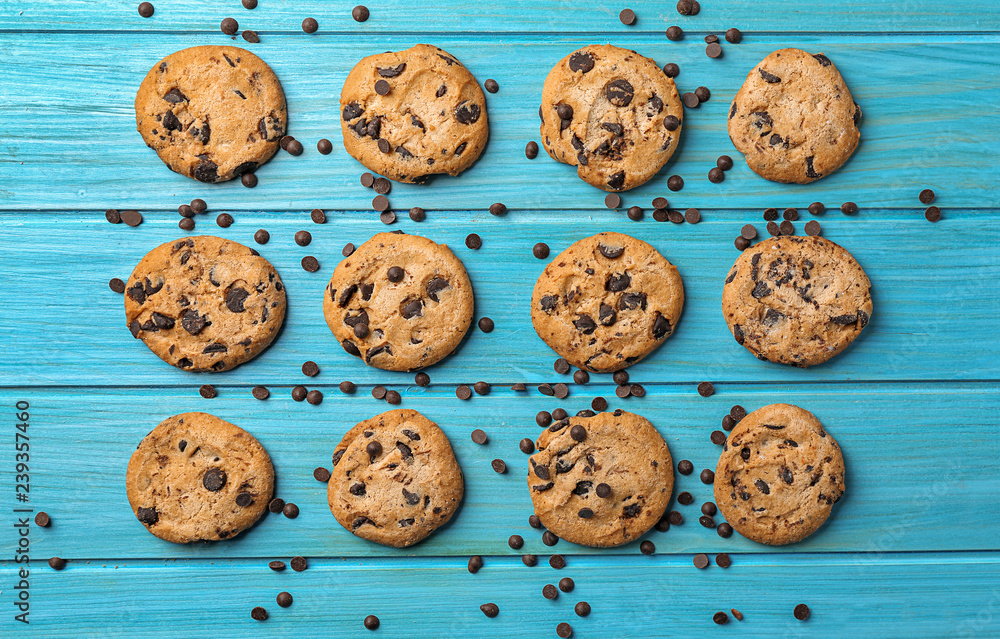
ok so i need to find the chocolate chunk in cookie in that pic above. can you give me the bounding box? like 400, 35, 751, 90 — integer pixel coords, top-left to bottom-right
328, 409, 464, 547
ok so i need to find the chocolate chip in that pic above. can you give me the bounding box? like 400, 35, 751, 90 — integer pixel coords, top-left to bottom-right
591, 396, 607, 412
726, 28, 742, 43
925, 206, 941, 222
700, 514, 716, 528
570, 425, 586, 442
455, 101, 482, 124
794, 603, 811, 620
241, 173, 257, 188
301, 256, 320, 272
663, 63, 680, 78
717, 522, 733, 538
919, 188, 936, 204
741, 224, 757, 239
221, 17, 239, 34
138, 2, 154, 17
491, 458, 506, 474
306, 389, 323, 405
779, 220, 794, 235
640, 540, 655, 555
372, 195, 389, 212
409, 207, 426, 222
538, 383, 555, 396
465, 233, 482, 249
805, 220, 822, 236
317, 138, 332, 154
615, 384, 631, 398
371, 386, 387, 400
276, 591, 293, 608
374, 79, 390, 96
236, 492, 254, 507
489, 202, 507, 216
841, 201, 858, 215
717, 155, 734, 171
668, 511, 683, 525
364, 615, 380, 630
574, 370, 590, 385
693, 553, 710, 569
710, 430, 727, 445
471, 429, 489, 444
35, 512, 51, 527
250, 606, 267, 621
456, 385, 472, 400
695, 86, 711, 102
677, 460, 694, 476
713, 611, 729, 625
627, 206, 643, 221
468, 555, 484, 574
700, 468, 715, 484
519, 438, 535, 454
108, 277, 126, 294
604, 193, 621, 209
666, 25, 683, 40
619, 8, 636, 24
283, 503, 299, 519
291, 385, 307, 401
292, 230, 313, 247
548, 551, 564, 564
268, 560, 285, 571
484, 78, 499, 93
706, 42, 723, 58
709, 167, 725, 183
480, 603, 499, 618
242, 30, 260, 43
121, 210, 143, 227
667, 175, 683, 191
301, 16, 318, 32
352, 5, 369, 22
267, 498, 285, 514
342, 243, 355, 257
678, 491, 693, 506
252, 385, 269, 400
252, 229, 269, 245
508, 534, 524, 550
554, 383, 569, 399
543, 583, 559, 600
682, 92, 700, 108
105, 209, 121, 224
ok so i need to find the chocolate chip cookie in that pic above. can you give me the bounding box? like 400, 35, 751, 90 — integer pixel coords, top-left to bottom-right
126, 412, 274, 544
328, 409, 464, 548
323, 232, 473, 371
124, 236, 286, 372
135, 46, 287, 183
540, 44, 684, 191
340, 44, 488, 183
728, 48, 861, 183
722, 236, 872, 367
531, 232, 684, 373
527, 409, 673, 547
714, 403, 846, 545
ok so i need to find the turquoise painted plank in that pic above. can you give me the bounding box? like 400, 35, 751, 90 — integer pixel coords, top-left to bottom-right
1, 35, 999, 211
3, 0, 1000, 33
1, 383, 995, 560
1, 210, 996, 386
2, 554, 998, 637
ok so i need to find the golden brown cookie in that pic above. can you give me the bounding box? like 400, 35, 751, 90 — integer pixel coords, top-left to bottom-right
340, 44, 488, 183
126, 412, 274, 544
531, 232, 684, 373
722, 236, 872, 367
328, 409, 464, 548
124, 236, 286, 372
540, 44, 683, 191
728, 48, 861, 183
323, 232, 473, 371
527, 409, 673, 547
135, 45, 287, 183
714, 403, 846, 545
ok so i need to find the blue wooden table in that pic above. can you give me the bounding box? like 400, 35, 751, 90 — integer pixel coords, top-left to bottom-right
1, 1, 998, 636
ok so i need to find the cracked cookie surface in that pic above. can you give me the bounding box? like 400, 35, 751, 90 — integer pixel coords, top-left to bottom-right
126, 412, 274, 544
527, 410, 673, 547
540, 44, 683, 191
714, 403, 846, 545
340, 44, 488, 183
124, 235, 286, 372
531, 232, 684, 373
328, 409, 464, 548
728, 48, 860, 184
722, 235, 871, 367
323, 232, 473, 372
135, 45, 287, 183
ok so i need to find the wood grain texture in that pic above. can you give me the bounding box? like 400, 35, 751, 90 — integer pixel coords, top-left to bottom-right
5, 554, 999, 637
0, 210, 995, 387
1, 34, 999, 211
4, 0, 1000, 33
1, 384, 995, 560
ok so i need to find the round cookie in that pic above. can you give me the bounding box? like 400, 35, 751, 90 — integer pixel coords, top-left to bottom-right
728, 48, 861, 184
135, 46, 287, 183
328, 409, 464, 548
126, 412, 274, 544
340, 44, 488, 183
531, 232, 684, 373
722, 235, 872, 367
540, 44, 684, 191
124, 236, 286, 372
714, 403, 846, 545
323, 232, 473, 371
527, 409, 673, 547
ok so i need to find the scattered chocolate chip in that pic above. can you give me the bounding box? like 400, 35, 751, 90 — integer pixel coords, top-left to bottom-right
700, 468, 715, 484
666, 25, 683, 40
251, 606, 267, 621
385, 390, 401, 404
668, 511, 683, 526
591, 396, 607, 412
604, 193, 621, 209
364, 614, 380, 630
925, 206, 941, 222
699, 514, 716, 528
528, 514, 542, 529
640, 540, 655, 555
292, 385, 308, 401
667, 175, 684, 191
484, 78, 500, 93
221, 17, 239, 35
372, 386, 387, 400
741, 224, 757, 240
413, 372, 430, 387
282, 503, 299, 519
480, 603, 499, 618
794, 603, 811, 620
352, 5, 369, 22
619, 8, 636, 24
705, 34, 719, 43
197, 384, 217, 399
178, 218, 195, 231
301, 17, 318, 33
717, 522, 733, 538
554, 383, 569, 399
919, 188, 936, 204
465, 233, 482, 249
508, 534, 524, 550
268, 560, 285, 571
693, 553, 710, 569
268, 498, 285, 514
489, 202, 507, 216
678, 491, 693, 505
105, 209, 121, 224
682, 92, 700, 108
109, 278, 126, 294
288, 556, 307, 572
663, 63, 680, 78
276, 591, 293, 608
519, 438, 535, 454
575, 602, 591, 617
525, 141, 539, 159
717, 155, 734, 171
254, 229, 269, 245
241, 173, 257, 188
293, 230, 313, 247
213, 213, 233, 228
548, 552, 565, 566
805, 220, 822, 236
372, 195, 389, 212
695, 86, 711, 102
677, 460, 693, 475
543, 583, 559, 599
242, 29, 260, 43
531, 242, 551, 260
557, 577, 575, 593
404, 206, 424, 222
709, 167, 725, 183
841, 201, 858, 215
707, 42, 723, 58
379, 210, 396, 225
121, 210, 143, 227
716, 552, 731, 568
471, 429, 489, 445
35, 512, 51, 527
343, 243, 355, 257
317, 138, 332, 154
713, 611, 729, 625
252, 385, 270, 400
779, 220, 794, 235
726, 27, 742, 43
490, 459, 506, 474
615, 384, 631, 399
467, 555, 484, 574
456, 385, 472, 400
306, 389, 323, 405
179, 206, 194, 220
539, 384, 555, 397
138, 2, 154, 17
301, 256, 320, 272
